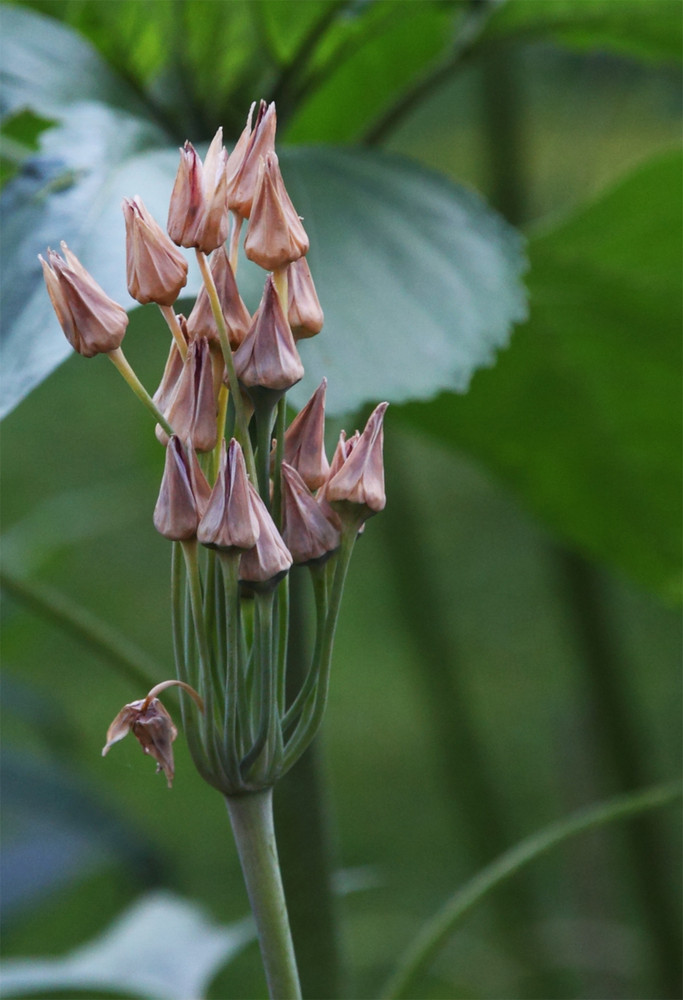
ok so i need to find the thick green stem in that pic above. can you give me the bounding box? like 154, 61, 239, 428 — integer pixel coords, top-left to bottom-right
225, 788, 302, 1000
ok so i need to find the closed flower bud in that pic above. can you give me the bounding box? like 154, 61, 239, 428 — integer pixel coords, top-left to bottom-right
102, 696, 178, 787
153, 436, 210, 540
187, 246, 251, 349
40, 242, 128, 357
234, 275, 304, 393
244, 152, 309, 271
226, 100, 277, 218
197, 439, 260, 551
283, 378, 329, 490
287, 256, 324, 340
153, 319, 188, 415
123, 195, 188, 306
167, 129, 229, 253
239, 481, 292, 589
281, 463, 340, 564
165, 337, 218, 452
326, 403, 388, 519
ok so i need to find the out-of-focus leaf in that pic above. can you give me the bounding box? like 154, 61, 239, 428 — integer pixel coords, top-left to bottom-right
485, 0, 683, 65
1, 97, 527, 419
0, 891, 254, 999
397, 150, 682, 603
0, 4, 152, 119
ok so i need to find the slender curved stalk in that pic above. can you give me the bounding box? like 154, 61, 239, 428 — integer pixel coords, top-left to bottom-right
225, 788, 301, 999
107, 347, 174, 437
218, 551, 242, 765
158, 304, 188, 360
380, 782, 683, 1000
241, 590, 277, 778
1, 568, 159, 690
282, 565, 328, 732
283, 527, 356, 770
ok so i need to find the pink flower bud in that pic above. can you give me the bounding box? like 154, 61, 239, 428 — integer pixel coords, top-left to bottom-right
164, 337, 218, 453
239, 482, 292, 589
197, 439, 260, 551
186, 246, 251, 349
167, 129, 229, 254
123, 195, 188, 306
226, 101, 277, 218
244, 152, 309, 271
153, 436, 210, 541
325, 403, 388, 520
283, 378, 329, 490
281, 463, 340, 564
233, 275, 304, 392
39, 242, 128, 357
287, 256, 324, 340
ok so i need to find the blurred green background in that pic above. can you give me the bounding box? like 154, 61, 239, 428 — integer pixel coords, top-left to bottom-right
1, 2, 681, 999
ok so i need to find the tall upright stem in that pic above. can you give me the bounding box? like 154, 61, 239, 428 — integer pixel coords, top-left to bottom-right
225, 788, 302, 1000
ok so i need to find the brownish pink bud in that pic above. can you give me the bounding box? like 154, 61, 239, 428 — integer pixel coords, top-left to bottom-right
283, 378, 329, 490
167, 129, 229, 253
40, 242, 128, 357
326, 403, 388, 519
153, 436, 210, 540
197, 439, 260, 551
123, 195, 188, 306
281, 463, 340, 564
287, 256, 324, 339
239, 482, 292, 588
164, 337, 218, 452
226, 101, 277, 218
244, 152, 309, 271
102, 696, 178, 787
233, 275, 303, 393
186, 246, 251, 349
153, 319, 188, 417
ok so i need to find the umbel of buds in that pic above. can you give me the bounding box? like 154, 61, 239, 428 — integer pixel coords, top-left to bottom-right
40, 100, 388, 802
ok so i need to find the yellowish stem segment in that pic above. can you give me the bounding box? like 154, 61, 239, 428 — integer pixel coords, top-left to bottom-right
107, 347, 174, 437
159, 304, 188, 360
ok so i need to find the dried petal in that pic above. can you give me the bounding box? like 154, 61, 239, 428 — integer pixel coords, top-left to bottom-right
102, 696, 178, 788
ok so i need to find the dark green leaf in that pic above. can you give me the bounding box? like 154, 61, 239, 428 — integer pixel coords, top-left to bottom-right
485, 0, 683, 65
397, 150, 682, 602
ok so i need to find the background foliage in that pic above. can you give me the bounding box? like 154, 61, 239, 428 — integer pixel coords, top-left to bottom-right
1, 2, 681, 998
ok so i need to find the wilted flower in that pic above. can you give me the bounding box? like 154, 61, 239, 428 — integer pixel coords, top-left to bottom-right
123, 195, 188, 306
240, 482, 292, 589
40, 242, 128, 357
153, 436, 210, 541
286, 256, 324, 339
187, 246, 251, 349
102, 680, 203, 788
197, 439, 260, 551
283, 378, 329, 490
226, 101, 277, 218
281, 463, 340, 564
325, 403, 388, 520
233, 275, 303, 393
167, 129, 229, 253
244, 153, 309, 271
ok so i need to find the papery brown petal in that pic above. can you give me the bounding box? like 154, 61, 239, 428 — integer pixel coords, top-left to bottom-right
101, 701, 145, 756
131, 698, 178, 788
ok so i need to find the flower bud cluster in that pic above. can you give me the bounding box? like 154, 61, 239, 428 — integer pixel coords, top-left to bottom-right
41, 101, 388, 794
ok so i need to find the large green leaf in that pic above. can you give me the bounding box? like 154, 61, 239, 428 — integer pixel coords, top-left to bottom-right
397, 150, 682, 602
0, 891, 254, 999
485, 0, 683, 65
